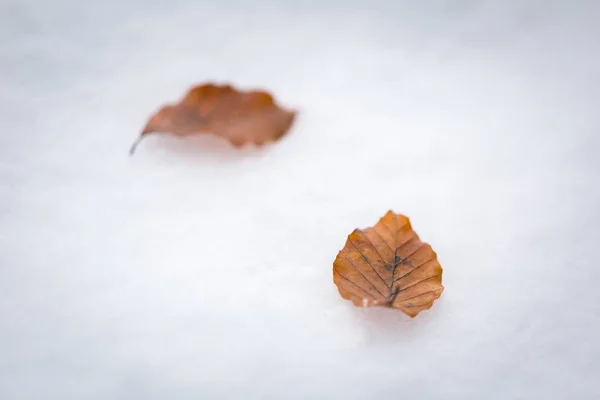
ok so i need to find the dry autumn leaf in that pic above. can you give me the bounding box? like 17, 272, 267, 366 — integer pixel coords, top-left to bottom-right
130, 83, 297, 154
333, 211, 444, 317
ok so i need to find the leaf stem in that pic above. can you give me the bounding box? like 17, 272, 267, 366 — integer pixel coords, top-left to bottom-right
129, 136, 144, 156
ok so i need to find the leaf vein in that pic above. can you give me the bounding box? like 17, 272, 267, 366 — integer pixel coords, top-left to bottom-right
348, 238, 389, 295
393, 255, 437, 284
394, 288, 443, 304
371, 227, 395, 254
334, 271, 377, 301
358, 230, 392, 278
391, 272, 443, 303
343, 254, 386, 299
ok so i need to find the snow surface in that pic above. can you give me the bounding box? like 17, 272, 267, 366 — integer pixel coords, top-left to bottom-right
1, 0, 600, 398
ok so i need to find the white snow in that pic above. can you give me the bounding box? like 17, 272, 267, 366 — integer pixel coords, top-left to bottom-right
1, 0, 599, 399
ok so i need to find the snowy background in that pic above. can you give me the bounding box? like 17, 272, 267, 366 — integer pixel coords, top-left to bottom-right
1, 0, 599, 398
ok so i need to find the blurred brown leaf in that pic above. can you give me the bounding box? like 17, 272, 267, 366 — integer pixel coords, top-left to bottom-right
130, 83, 297, 154
333, 211, 444, 317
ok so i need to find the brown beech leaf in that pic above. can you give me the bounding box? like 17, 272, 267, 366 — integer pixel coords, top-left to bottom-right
130, 83, 297, 154
333, 211, 444, 317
